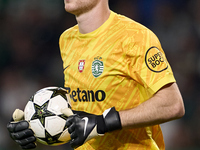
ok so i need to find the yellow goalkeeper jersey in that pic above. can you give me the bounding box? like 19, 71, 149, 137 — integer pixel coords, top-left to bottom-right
59, 11, 175, 150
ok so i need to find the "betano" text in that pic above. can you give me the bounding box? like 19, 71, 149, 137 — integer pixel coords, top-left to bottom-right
65, 87, 106, 102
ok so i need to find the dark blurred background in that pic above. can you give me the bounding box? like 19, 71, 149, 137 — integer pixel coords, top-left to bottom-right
0, 0, 199, 150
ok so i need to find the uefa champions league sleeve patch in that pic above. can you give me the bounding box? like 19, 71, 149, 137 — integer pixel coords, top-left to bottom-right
145, 46, 168, 73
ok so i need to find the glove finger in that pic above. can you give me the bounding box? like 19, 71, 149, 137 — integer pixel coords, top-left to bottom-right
16, 136, 36, 146
15, 121, 29, 132
70, 130, 78, 139
61, 107, 74, 117
12, 109, 24, 121
70, 138, 81, 149
7, 122, 17, 133
66, 116, 74, 127
7, 121, 29, 133
68, 122, 75, 134
21, 142, 37, 149
11, 129, 34, 140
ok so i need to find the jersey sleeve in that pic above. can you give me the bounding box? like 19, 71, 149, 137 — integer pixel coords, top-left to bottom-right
127, 29, 176, 95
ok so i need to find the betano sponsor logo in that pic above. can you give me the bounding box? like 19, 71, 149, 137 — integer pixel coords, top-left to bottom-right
65, 87, 106, 102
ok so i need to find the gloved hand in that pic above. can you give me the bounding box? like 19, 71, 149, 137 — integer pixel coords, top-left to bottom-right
7, 109, 36, 149
62, 107, 122, 149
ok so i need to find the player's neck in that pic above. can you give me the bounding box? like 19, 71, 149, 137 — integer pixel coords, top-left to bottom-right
75, 6, 110, 34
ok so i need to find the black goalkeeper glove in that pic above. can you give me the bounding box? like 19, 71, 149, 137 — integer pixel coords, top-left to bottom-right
62, 107, 122, 149
7, 109, 36, 149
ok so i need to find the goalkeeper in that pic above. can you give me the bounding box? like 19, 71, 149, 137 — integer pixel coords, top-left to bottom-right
7, 0, 185, 149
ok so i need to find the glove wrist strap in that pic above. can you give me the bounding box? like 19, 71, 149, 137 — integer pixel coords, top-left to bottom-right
96, 115, 108, 134
96, 107, 122, 134
103, 107, 122, 132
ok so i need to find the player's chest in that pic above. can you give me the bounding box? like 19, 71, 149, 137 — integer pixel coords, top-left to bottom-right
62, 39, 126, 80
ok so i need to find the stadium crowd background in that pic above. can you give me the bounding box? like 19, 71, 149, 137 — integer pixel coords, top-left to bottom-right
0, 0, 199, 150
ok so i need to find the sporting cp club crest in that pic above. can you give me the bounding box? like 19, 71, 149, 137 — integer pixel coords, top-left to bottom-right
78, 60, 85, 73
92, 57, 104, 78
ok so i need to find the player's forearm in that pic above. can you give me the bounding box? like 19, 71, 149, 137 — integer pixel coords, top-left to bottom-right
119, 82, 185, 128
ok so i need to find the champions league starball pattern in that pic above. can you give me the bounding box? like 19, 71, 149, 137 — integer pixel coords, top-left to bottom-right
24, 87, 71, 146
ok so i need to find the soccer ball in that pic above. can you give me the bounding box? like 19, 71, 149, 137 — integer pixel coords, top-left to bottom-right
24, 87, 71, 146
